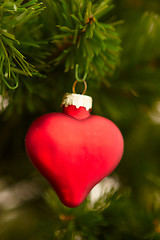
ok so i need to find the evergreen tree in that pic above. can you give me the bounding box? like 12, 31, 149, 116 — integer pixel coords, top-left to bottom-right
0, 0, 160, 239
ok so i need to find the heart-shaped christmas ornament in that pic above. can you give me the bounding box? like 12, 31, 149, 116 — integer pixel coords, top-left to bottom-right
25, 93, 124, 207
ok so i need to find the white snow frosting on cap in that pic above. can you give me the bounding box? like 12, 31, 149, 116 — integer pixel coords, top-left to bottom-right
61, 93, 92, 111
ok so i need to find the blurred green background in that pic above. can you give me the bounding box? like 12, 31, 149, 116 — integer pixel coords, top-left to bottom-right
0, 0, 160, 239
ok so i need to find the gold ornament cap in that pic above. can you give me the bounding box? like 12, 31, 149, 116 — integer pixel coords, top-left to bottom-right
61, 93, 92, 111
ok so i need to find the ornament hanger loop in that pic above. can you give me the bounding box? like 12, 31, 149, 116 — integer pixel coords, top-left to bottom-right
75, 64, 88, 82
72, 64, 88, 95
72, 80, 87, 95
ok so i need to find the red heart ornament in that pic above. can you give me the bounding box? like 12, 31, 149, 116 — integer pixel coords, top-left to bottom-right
25, 94, 124, 207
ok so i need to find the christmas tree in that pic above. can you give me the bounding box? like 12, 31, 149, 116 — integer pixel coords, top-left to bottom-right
0, 0, 160, 239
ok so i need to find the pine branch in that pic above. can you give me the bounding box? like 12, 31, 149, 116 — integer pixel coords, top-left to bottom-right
0, 0, 44, 91
47, 0, 121, 79
43, 187, 156, 240
0, 0, 121, 111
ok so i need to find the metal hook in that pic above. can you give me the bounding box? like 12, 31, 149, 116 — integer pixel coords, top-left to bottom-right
1, 73, 19, 90
75, 64, 88, 82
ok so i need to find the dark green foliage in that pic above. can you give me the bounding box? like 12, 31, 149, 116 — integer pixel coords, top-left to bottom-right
0, 0, 44, 91
0, 0, 121, 108
49, 0, 121, 77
